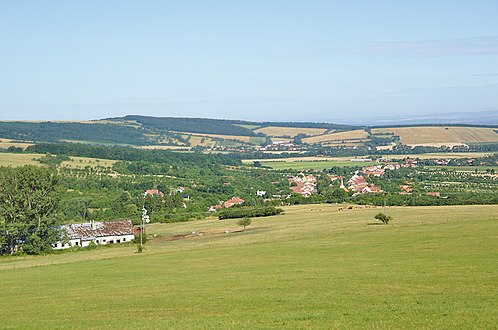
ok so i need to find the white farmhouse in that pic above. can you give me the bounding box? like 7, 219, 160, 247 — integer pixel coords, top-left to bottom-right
54, 220, 135, 249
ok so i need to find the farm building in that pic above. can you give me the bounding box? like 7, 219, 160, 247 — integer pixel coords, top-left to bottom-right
54, 220, 134, 249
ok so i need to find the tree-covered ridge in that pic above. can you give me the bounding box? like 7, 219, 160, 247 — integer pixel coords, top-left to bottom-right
0, 121, 151, 145
107, 115, 361, 136
25, 143, 242, 167
114, 115, 258, 136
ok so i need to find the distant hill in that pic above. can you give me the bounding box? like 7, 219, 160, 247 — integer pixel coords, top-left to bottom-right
342, 110, 498, 126
0, 115, 496, 149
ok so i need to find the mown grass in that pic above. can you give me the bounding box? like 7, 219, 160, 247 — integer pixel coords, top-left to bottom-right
0, 204, 496, 329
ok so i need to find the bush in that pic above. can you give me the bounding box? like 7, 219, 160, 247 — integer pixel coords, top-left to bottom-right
374, 213, 392, 224
237, 217, 252, 230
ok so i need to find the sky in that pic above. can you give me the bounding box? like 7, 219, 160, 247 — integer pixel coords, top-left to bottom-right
1, 1, 497, 123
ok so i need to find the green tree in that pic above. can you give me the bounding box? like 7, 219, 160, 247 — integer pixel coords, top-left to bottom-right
0, 166, 62, 255
237, 217, 252, 230
374, 212, 392, 224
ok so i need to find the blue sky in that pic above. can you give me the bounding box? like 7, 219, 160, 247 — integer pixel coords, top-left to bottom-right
1, 1, 497, 122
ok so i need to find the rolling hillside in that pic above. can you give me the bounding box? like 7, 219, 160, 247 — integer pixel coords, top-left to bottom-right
0, 116, 497, 149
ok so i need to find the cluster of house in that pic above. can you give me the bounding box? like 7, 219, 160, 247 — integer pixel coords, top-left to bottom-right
288, 173, 317, 197
53, 220, 135, 250
208, 196, 245, 212
346, 174, 383, 194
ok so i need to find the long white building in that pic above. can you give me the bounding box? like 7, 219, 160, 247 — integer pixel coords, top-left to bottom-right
54, 220, 135, 249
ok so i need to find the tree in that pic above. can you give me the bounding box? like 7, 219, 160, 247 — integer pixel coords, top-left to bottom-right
237, 217, 252, 230
374, 212, 392, 224
0, 166, 62, 255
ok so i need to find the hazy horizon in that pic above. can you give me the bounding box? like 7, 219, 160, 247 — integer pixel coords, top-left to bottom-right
1, 1, 497, 122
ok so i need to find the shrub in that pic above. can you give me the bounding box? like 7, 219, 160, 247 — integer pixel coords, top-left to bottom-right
374, 213, 392, 224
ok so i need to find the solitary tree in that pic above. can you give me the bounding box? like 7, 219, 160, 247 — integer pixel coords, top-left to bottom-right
374, 212, 392, 224
0, 166, 62, 255
237, 217, 252, 230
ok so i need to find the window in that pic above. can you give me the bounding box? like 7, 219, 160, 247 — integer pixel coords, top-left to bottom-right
122, 238, 126, 242
75, 242, 79, 246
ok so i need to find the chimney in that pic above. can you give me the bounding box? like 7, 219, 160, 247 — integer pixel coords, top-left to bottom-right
90, 220, 96, 230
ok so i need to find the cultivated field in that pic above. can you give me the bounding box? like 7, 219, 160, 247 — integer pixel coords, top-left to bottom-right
303, 129, 369, 144
0, 153, 43, 167
0, 138, 33, 149
0, 204, 496, 328
254, 126, 328, 137
60, 157, 117, 169
372, 126, 498, 146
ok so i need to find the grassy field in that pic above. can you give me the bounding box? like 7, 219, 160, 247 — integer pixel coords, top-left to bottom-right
260, 160, 364, 170
0, 138, 34, 149
303, 129, 368, 144
0, 204, 496, 328
60, 156, 117, 169
372, 126, 498, 147
0, 153, 43, 167
254, 126, 328, 137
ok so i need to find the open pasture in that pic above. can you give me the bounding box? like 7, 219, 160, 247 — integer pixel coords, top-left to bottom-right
0, 204, 496, 328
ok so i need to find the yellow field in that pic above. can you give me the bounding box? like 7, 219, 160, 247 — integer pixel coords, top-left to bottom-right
254, 126, 328, 137
0, 138, 33, 149
303, 129, 369, 144
186, 135, 217, 147
60, 157, 117, 169
372, 126, 498, 146
0, 153, 43, 167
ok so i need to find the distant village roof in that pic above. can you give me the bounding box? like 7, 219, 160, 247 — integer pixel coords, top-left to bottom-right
224, 197, 245, 207
144, 189, 163, 197
61, 220, 134, 241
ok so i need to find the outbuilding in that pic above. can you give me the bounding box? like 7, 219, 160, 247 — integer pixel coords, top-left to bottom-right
54, 220, 135, 249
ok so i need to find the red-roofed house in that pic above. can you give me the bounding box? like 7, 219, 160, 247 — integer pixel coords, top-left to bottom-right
224, 197, 245, 208
144, 189, 164, 197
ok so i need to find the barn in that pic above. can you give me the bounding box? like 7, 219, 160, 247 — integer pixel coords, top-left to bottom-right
54, 220, 135, 249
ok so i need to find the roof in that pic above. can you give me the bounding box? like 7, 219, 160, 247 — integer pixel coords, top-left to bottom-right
61, 220, 134, 240
145, 189, 163, 196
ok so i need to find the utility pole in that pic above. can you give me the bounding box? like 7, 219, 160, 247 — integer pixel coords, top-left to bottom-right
140, 207, 150, 252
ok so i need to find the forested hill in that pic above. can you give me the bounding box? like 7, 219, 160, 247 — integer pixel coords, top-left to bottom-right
0, 121, 150, 145
113, 115, 258, 136
108, 115, 360, 134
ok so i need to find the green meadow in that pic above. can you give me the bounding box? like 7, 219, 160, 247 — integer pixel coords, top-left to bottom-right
0, 204, 496, 329
261, 160, 363, 170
